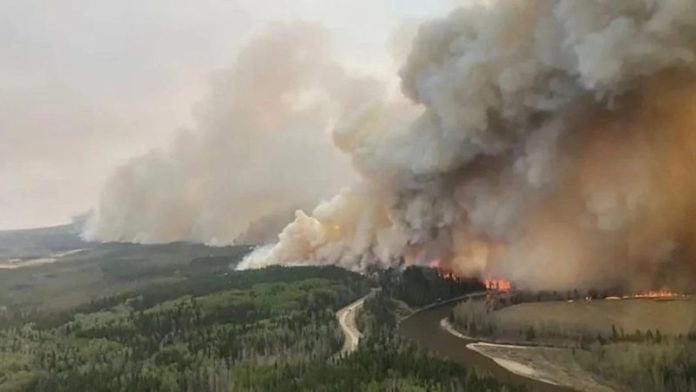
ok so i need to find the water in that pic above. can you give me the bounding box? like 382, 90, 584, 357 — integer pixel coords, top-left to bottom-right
398, 302, 574, 392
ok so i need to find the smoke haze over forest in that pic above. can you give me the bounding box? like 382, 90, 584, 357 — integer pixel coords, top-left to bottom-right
238, 0, 696, 292
6, 0, 696, 292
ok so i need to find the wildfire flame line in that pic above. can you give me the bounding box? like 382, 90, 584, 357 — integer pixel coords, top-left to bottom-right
428, 258, 512, 291
633, 290, 682, 299
484, 277, 512, 292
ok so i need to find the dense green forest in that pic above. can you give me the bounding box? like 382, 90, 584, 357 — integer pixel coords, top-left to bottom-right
0, 266, 367, 391
0, 264, 523, 392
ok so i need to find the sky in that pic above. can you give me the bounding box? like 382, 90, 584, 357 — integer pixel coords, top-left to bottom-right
0, 0, 456, 230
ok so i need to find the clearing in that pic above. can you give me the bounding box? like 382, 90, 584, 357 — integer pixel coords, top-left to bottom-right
494, 298, 696, 337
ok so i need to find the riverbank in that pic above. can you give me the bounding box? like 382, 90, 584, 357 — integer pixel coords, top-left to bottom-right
399, 299, 573, 392
396, 292, 487, 324
465, 342, 615, 392
441, 313, 616, 391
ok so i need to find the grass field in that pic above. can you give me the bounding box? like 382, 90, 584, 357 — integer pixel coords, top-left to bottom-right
452, 297, 696, 391
494, 298, 696, 337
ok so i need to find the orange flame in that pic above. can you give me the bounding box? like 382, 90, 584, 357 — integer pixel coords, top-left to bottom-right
633, 289, 682, 299
484, 277, 512, 292
428, 258, 512, 288
428, 258, 457, 280
428, 258, 442, 269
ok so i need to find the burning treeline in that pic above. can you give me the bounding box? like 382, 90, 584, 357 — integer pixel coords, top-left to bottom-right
82, 0, 696, 292
240, 0, 696, 293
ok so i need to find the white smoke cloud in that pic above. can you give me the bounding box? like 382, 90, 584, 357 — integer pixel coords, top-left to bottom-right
84, 23, 383, 244
242, 0, 696, 290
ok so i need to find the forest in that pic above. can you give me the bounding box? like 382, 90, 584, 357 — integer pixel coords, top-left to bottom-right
0, 264, 521, 392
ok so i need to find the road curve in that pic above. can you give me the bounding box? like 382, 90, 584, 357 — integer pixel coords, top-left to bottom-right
336, 291, 375, 354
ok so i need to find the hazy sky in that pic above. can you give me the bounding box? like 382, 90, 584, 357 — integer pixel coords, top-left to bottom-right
0, 0, 456, 230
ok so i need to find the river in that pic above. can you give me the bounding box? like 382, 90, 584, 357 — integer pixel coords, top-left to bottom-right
398, 302, 574, 392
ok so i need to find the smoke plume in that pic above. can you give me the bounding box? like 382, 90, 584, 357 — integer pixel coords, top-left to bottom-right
240, 0, 696, 291
84, 23, 381, 245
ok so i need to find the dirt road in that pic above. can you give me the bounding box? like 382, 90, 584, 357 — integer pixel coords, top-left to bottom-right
336, 291, 374, 354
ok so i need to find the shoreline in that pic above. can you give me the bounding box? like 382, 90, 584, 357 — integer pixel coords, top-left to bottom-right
440, 317, 614, 392
439, 317, 558, 384
466, 341, 561, 386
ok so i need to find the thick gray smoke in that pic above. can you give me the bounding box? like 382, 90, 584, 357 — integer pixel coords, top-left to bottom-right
241, 0, 696, 291
84, 23, 382, 244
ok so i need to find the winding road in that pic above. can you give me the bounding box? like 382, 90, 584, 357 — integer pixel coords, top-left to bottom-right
336, 290, 378, 354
